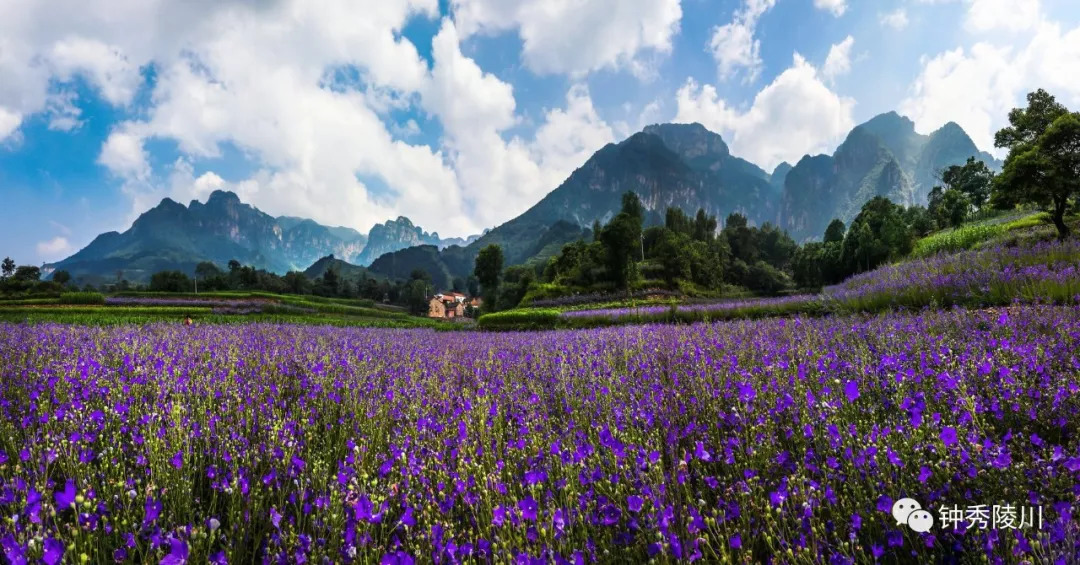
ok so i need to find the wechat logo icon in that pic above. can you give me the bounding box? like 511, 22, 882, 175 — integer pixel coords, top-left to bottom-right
892, 497, 934, 533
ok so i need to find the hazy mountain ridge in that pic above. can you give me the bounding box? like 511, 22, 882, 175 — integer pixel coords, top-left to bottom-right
48, 191, 461, 282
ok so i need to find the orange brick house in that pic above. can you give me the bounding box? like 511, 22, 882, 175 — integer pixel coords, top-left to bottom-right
428, 291, 467, 319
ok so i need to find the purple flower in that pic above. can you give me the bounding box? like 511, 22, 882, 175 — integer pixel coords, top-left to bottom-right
1, 535, 26, 565
694, 441, 712, 462
271, 507, 283, 529
519, 497, 538, 522
380, 551, 415, 565
729, 534, 742, 549
627, 495, 644, 513
917, 465, 932, 484
171, 451, 184, 469
55, 479, 76, 509
160, 538, 189, 565
42, 538, 64, 565
144, 497, 162, 525
941, 426, 958, 447
599, 504, 621, 526
492, 506, 506, 527
399, 506, 415, 528
844, 380, 860, 403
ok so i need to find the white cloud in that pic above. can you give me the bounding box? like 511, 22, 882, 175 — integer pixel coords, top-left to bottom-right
0, 108, 20, 141
45, 90, 83, 131
880, 9, 910, 31
450, 0, 682, 76
708, 0, 776, 82
900, 19, 1080, 154
99, 126, 151, 181
1, 0, 635, 242
814, 0, 847, 17
423, 20, 616, 228
49, 37, 142, 105
823, 36, 855, 80
965, 0, 1041, 33
676, 53, 855, 169
36, 236, 73, 259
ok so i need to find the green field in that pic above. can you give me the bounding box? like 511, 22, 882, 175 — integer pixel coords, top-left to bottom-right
0, 291, 457, 329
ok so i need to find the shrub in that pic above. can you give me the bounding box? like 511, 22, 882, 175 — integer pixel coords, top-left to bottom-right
478, 309, 562, 331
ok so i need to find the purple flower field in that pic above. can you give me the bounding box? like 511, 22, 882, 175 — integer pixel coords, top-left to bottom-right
2, 306, 1079, 563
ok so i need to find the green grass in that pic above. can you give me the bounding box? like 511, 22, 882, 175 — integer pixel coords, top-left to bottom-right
912, 212, 1047, 257
58, 291, 106, 305
0, 297, 453, 329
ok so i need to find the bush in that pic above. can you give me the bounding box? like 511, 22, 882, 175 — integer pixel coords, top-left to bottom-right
478, 309, 562, 331
58, 292, 106, 305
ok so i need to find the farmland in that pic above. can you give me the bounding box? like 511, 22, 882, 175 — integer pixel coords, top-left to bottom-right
2, 306, 1079, 563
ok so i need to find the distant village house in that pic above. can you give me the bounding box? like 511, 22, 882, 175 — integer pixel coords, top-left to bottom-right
428, 292, 481, 319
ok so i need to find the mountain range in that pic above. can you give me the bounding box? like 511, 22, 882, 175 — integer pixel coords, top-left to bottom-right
46, 190, 473, 283
48, 111, 999, 285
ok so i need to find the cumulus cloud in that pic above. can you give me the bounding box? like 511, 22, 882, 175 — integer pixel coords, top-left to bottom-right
965, 0, 1041, 33
823, 36, 855, 80
0, 0, 636, 241
424, 20, 616, 227
675, 53, 855, 169
708, 0, 777, 82
814, 0, 847, 17
450, 0, 682, 76
36, 236, 73, 259
900, 18, 1080, 154
880, 9, 910, 31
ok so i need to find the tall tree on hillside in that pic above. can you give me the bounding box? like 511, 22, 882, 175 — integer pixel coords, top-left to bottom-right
941, 157, 995, 209
474, 244, 504, 313
993, 89, 1078, 238
52, 270, 72, 285
1, 257, 14, 279
599, 193, 644, 291
823, 219, 845, 244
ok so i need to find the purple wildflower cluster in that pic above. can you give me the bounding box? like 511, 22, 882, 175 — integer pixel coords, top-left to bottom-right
1, 307, 1079, 563
825, 238, 1080, 305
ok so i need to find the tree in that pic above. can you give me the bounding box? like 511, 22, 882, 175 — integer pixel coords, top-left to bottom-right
13, 265, 41, 282
52, 270, 72, 285
599, 211, 641, 291
692, 209, 717, 242
474, 245, 504, 312
1, 257, 14, 279
149, 271, 191, 292
665, 208, 693, 237
497, 265, 536, 310
405, 278, 432, 316
824, 219, 846, 245
195, 261, 222, 281
993, 89, 1077, 238
621, 191, 644, 223
466, 275, 480, 297
941, 157, 995, 209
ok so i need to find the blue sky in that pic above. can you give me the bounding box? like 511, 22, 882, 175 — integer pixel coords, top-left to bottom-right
2, 0, 1078, 266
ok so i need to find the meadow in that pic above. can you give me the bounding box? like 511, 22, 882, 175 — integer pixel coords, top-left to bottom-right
0, 291, 451, 330
2, 306, 1079, 564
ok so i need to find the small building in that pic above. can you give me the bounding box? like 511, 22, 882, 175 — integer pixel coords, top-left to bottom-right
428, 292, 467, 319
